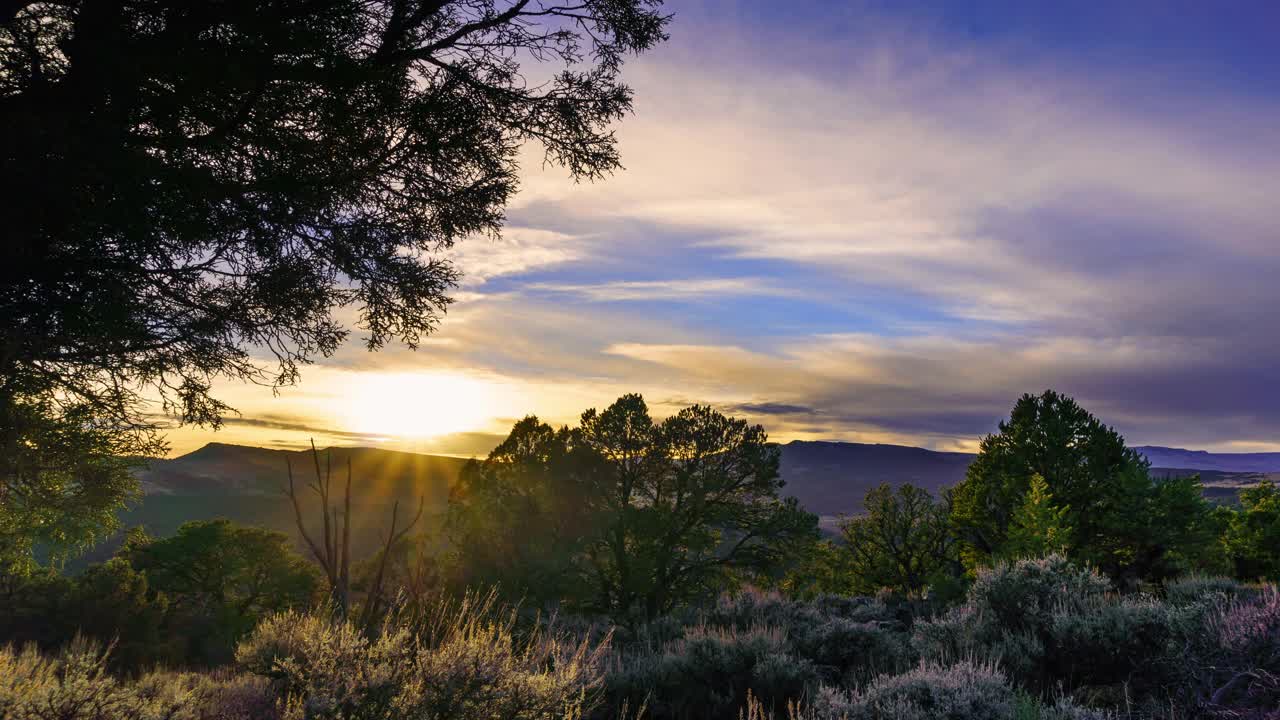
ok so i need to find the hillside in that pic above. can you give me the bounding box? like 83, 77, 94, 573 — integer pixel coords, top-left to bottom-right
778, 440, 973, 516
72, 444, 470, 570
81, 440, 1271, 569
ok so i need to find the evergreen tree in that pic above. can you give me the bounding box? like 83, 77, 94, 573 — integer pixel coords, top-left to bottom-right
1222, 480, 1280, 580
1002, 474, 1072, 559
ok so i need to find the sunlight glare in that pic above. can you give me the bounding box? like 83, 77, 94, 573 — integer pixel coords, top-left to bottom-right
342, 371, 498, 439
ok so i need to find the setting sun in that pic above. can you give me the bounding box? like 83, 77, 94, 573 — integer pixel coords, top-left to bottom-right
341, 371, 500, 439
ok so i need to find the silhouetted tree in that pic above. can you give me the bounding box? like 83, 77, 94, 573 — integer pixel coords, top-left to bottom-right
579, 395, 817, 622
285, 441, 422, 622
838, 482, 957, 598
448, 396, 817, 622
446, 416, 606, 607
0, 0, 668, 564
126, 519, 320, 665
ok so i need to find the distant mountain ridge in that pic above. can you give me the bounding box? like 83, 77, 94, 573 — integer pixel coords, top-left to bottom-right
779, 441, 973, 516
137, 441, 466, 502
113, 440, 1275, 554
1133, 446, 1280, 473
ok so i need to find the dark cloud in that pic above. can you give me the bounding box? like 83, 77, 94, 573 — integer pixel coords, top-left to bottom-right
728, 402, 819, 416
220, 415, 393, 443
222, 415, 505, 458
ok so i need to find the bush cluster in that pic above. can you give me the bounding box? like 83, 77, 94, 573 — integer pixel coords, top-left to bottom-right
599, 588, 912, 720
4, 569, 1279, 720
1, 592, 609, 720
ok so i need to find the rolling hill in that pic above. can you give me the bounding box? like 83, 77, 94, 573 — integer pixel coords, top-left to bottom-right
71, 439, 1272, 569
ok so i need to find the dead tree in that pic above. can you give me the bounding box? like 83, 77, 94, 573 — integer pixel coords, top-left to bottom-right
359, 496, 423, 631
285, 440, 353, 615
284, 439, 422, 624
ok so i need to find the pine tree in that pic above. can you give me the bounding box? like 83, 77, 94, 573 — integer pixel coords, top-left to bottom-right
1003, 474, 1073, 559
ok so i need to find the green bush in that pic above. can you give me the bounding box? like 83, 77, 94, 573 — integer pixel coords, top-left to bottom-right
914, 555, 1110, 690
601, 589, 913, 719
1164, 574, 1248, 607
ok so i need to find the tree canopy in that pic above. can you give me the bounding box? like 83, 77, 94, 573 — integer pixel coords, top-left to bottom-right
837, 482, 957, 598
126, 519, 321, 664
1223, 479, 1280, 581
951, 390, 1221, 582
0, 0, 669, 566
447, 395, 818, 622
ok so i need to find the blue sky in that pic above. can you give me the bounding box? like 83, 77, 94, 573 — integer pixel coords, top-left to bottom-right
172, 1, 1280, 456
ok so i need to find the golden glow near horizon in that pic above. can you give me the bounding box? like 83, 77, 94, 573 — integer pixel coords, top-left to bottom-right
341, 371, 500, 440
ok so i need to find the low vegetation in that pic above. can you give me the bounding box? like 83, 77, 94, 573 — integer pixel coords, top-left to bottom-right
2, 391, 1279, 719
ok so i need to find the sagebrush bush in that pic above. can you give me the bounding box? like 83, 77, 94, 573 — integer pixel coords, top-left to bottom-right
238, 591, 610, 720
740, 660, 1016, 720
604, 623, 816, 720
914, 556, 1116, 692
0, 638, 274, 720
1191, 584, 1280, 717
1047, 596, 1189, 704
1164, 574, 1248, 607
600, 589, 912, 720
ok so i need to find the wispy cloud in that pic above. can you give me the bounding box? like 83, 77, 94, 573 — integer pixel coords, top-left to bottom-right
526, 277, 794, 302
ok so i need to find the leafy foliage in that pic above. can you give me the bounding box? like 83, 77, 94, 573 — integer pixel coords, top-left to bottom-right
0, 392, 141, 574
1222, 480, 1280, 581
127, 520, 321, 665
838, 483, 957, 599
448, 395, 818, 622
951, 390, 1221, 583
1001, 474, 1071, 560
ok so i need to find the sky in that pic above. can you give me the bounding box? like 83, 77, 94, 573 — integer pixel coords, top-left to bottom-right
166, 0, 1280, 457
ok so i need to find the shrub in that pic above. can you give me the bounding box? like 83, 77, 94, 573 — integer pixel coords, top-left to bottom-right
1193, 585, 1280, 716
746, 661, 1016, 720
236, 592, 610, 720
0, 638, 274, 720
1164, 574, 1248, 607
1047, 596, 1187, 701
914, 556, 1109, 690
601, 589, 913, 719
604, 624, 816, 720
914, 554, 1198, 708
